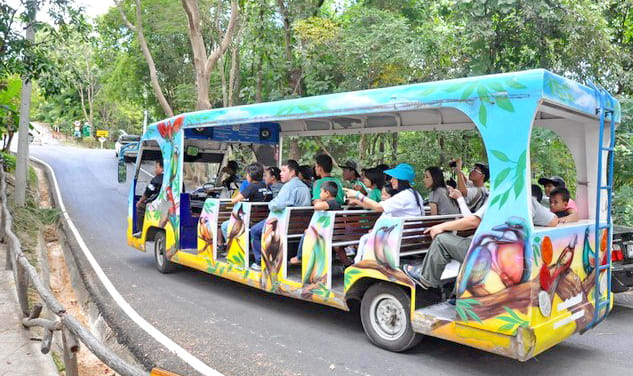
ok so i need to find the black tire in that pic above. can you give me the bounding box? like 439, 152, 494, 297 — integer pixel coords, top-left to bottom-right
154, 231, 176, 273
360, 282, 422, 352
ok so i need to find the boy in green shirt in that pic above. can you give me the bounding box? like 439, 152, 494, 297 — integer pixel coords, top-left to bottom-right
313, 154, 345, 205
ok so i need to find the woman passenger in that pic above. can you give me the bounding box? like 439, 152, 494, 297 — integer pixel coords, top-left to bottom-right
424, 166, 460, 215
344, 163, 425, 263
264, 166, 283, 199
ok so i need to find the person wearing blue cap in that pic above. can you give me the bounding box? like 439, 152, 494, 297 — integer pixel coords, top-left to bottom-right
344, 163, 425, 262
344, 163, 425, 218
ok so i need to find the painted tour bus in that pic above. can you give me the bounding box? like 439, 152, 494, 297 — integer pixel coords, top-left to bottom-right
119, 69, 619, 360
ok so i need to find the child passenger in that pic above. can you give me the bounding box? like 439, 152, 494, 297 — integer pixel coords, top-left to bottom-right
362, 167, 384, 202
290, 181, 341, 265
549, 187, 579, 224
263, 166, 283, 199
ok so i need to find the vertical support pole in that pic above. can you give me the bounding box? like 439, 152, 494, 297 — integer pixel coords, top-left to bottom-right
278, 135, 284, 168
62, 326, 79, 376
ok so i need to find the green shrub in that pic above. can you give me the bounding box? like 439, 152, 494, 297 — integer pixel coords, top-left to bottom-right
614, 185, 633, 227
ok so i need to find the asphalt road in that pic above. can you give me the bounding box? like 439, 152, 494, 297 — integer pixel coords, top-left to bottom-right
32, 145, 633, 376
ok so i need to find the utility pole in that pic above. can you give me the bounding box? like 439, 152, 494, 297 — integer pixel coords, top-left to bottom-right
14, 0, 36, 207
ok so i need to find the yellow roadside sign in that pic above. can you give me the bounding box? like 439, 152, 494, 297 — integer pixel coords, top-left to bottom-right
96, 130, 109, 137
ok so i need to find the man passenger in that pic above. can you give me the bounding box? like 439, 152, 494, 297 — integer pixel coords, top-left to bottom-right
312, 154, 345, 205
453, 158, 489, 212
538, 175, 577, 209
134, 160, 164, 237
402, 196, 557, 293
342, 160, 367, 193
250, 160, 311, 270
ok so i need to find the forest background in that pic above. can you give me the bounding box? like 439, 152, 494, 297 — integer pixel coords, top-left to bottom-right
2, 0, 633, 225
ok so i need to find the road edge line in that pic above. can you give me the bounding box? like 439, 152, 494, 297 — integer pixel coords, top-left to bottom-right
31, 156, 223, 376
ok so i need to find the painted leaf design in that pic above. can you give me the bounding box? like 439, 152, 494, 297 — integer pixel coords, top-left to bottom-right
491, 150, 511, 162
513, 176, 524, 198
496, 96, 514, 112
487, 81, 505, 92
489, 194, 501, 207
499, 323, 517, 332
505, 78, 527, 89
494, 168, 511, 188
499, 190, 511, 207
478, 104, 487, 126
460, 83, 477, 99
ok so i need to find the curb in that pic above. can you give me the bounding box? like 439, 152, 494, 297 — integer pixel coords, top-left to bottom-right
30, 157, 207, 376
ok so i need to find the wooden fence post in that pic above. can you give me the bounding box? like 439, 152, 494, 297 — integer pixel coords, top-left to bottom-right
62, 325, 80, 376
16, 261, 29, 316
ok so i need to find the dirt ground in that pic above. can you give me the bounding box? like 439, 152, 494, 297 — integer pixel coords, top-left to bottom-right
35, 166, 117, 376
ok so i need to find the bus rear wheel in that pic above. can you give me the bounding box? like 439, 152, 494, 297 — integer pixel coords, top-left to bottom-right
154, 231, 176, 273
360, 282, 422, 352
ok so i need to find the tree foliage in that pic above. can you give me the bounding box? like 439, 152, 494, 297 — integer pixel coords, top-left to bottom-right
14, 0, 633, 224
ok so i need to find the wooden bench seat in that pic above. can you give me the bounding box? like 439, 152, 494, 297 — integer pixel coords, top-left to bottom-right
331, 210, 381, 247
398, 215, 475, 257
285, 207, 315, 240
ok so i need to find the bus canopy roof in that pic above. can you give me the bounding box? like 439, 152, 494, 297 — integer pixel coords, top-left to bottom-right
149, 69, 620, 138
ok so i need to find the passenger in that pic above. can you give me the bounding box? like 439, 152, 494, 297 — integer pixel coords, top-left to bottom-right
549, 187, 579, 224
134, 160, 164, 237
312, 154, 345, 205
250, 160, 311, 270
362, 167, 384, 202
298, 165, 315, 190
532, 184, 544, 204
402, 191, 558, 293
424, 166, 460, 215
290, 181, 342, 265
344, 163, 425, 263
342, 160, 367, 193
218, 163, 270, 250
263, 166, 283, 199
220, 160, 241, 192
447, 186, 471, 216
538, 175, 578, 211
452, 158, 489, 212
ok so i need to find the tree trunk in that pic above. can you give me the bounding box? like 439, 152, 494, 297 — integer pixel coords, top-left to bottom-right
390, 133, 398, 162
289, 138, 300, 161
228, 44, 240, 106
181, 0, 239, 110
117, 0, 174, 117
359, 134, 366, 161
220, 56, 228, 107
14, 2, 36, 207
276, 0, 302, 96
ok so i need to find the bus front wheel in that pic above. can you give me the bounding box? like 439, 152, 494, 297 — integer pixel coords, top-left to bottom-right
360, 282, 421, 352
154, 231, 176, 273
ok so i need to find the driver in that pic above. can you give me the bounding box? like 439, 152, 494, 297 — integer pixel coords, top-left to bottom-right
134, 160, 164, 237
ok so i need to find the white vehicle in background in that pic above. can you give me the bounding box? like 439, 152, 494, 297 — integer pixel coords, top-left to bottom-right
115, 134, 141, 162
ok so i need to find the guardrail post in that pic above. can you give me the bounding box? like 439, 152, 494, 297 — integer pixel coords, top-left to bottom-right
62, 325, 80, 376
16, 261, 30, 316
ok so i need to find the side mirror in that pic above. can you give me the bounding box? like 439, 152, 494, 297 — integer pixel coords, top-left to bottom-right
117, 159, 127, 183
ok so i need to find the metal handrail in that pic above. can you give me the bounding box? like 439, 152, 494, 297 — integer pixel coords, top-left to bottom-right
0, 166, 147, 376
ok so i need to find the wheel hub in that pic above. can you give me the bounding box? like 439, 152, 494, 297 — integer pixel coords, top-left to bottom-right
370, 294, 406, 340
